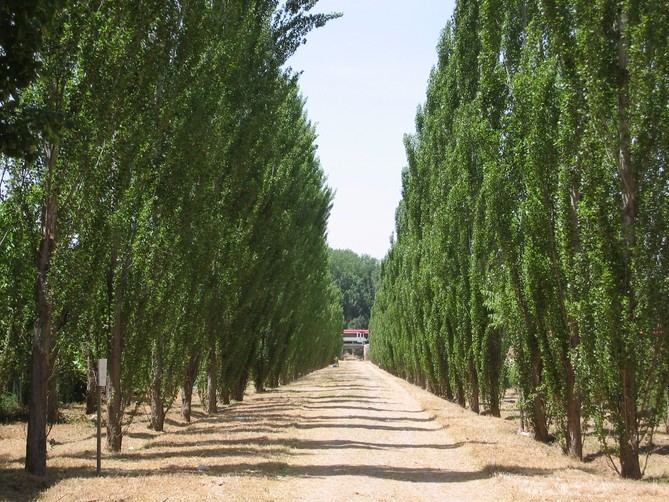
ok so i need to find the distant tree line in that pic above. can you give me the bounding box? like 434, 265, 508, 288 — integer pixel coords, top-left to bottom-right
370, 0, 669, 479
329, 249, 379, 330
0, 0, 342, 476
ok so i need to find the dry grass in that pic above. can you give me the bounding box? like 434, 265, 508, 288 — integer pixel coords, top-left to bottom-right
1, 362, 668, 501
380, 366, 669, 500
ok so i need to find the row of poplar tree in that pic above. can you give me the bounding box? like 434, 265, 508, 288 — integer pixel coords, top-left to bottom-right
0, 0, 342, 476
370, 0, 669, 480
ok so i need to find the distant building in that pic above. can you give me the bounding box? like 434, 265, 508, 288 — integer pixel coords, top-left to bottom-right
342, 329, 369, 345
342, 329, 369, 357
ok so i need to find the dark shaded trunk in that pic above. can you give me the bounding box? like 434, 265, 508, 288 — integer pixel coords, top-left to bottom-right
519, 394, 527, 432
106, 309, 123, 452
206, 341, 217, 414
46, 366, 58, 424
106, 239, 125, 453
221, 385, 231, 405
468, 359, 480, 414
565, 363, 582, 458
530, 349, 550, 442
416, 370, 425, 389
443, 380, 453, 401
615, 6, 640, 480
26, 318, 49, 476
435, 339, 453, 400
487, 326, 503, 418
455, 375, 466, 407
254, 365, 265, 393
180, 354, 199, 423
619, 365, 641, 479
25, 143, 58, 476
232, 372, 247, 402
85, 350, 97, 414
488, 378, 501, 418
149, 342, 165, 431
564, 320, 582, 458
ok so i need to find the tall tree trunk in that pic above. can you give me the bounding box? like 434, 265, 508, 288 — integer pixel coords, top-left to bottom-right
616, 6, 641, 480
46, 365, 58, 424
565, 322, 582, 459
232, 370, 248, 402
254, 362, 265, 393
106, 302, 123, 452
206, 339, 217, 414
455, 375, 466, 407
85, 350, 97, 415
519, 395, 526, 432
25, 142, 59, 476
468, 359, 480, 413
488, 373, 501, 418
149, 341, 165, 431
106, 238, 126, 453
435, 340, 453, 400
565, 361, 582, 458
530, 349, 550, 442
619, 365, 641, 478
487, 327, 502, 417
180, 354, 199, 423
221, 385, 231, 405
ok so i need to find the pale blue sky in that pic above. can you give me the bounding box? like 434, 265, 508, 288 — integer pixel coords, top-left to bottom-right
288, 0, 456, 259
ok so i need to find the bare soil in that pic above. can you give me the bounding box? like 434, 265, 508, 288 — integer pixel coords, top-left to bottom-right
1, 361, 668, 501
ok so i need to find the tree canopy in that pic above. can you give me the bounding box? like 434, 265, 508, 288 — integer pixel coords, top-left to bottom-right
329, 249, 379, 329
0, 0, 342, 476
370, 0, 669, 480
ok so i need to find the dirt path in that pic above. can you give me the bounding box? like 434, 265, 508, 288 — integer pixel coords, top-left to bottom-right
2, 360, 668, 501
257, 361, 496, 502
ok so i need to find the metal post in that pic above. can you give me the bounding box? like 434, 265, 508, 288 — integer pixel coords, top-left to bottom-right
96, 385, 101, 474
96, 358, 106, 475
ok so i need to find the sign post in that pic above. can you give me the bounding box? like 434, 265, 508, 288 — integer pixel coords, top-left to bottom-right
97, 358, 107, 475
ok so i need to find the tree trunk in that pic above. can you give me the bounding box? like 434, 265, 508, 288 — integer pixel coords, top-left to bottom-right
85, 350, 97, 415
149, 342, 165, 431
619, 365, 641, 479
206, 341, 217, 414
221, 385, 231, 405
564, 321, 582, 459
615, 6, 640, 480
106, 240, 125, 453
455, 376, 466, 407
254, 365, 265, 393
46, 366, 58, 424
232, 372, 247, 402
565, 361, 582, 458
435, 341, 453, 401
106, 307, 123, 452
180, 354, 199, 423
25, 142, 59, 476
488, 376, 501, 418
531, 350, 550, 442
487, 327, 502, 418
468, 359, 480, 414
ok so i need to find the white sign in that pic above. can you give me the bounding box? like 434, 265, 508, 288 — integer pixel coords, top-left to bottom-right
98, 359, 107, 387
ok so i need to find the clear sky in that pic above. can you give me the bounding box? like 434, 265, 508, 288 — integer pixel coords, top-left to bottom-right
288, 0, 456, 260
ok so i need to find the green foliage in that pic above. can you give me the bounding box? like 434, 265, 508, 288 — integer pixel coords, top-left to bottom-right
0, 392, 25, 421
0, 0, 342, 466
329, 249, 379, 329
371, 0, 669, 479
